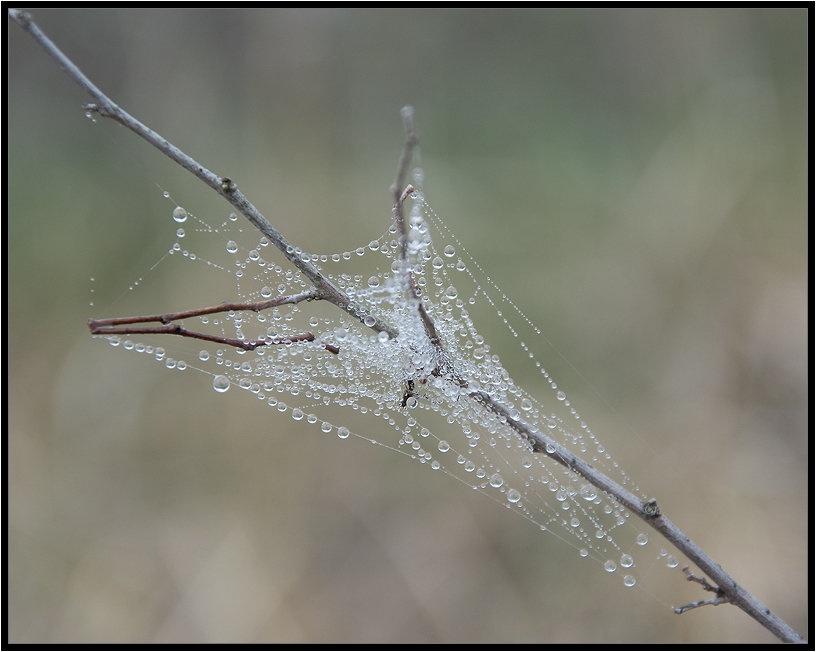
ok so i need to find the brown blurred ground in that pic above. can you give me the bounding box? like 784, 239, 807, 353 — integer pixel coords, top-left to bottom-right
8, 8, 808, 643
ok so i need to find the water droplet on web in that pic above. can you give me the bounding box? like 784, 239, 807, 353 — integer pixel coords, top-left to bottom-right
623, 575, 636, 587
604, 560, 617, 573
291, 408, 304, 421
377, 330, 390, 343
212, 375, 230, 393
437, 440, 450, 452
368, 276, 380, 288
176, 228, 185, 238
443, 244, 455, 257
172, 206, 188, 223
507, 488, 521, 503
620, 554, 634, 568
636, 533, 649, 546
579, 549, 589, 558
199, 350, 210, 361
226, 240, 238, 254
260, 286, 273, 298
521, 398, 533, 411
337, 426, 350, 439
580, 484, 598, 501
557, 390, 566, 401
666, 555, 679, 568
321, 422, 333, 434
489, 473, 504, 488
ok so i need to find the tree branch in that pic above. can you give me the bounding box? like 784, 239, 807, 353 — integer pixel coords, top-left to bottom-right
10, 9, 804, 644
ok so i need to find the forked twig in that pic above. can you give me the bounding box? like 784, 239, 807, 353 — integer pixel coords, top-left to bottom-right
9, 9, 803, 643
674, 566, 729, 614
87, 290, 339, 353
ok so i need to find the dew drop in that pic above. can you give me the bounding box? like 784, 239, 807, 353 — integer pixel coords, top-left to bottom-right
579, 548, 589, 558
437, 440, 450, 453
368, 276, 380, 288
172, 206, 188, 223
337, 426, 350, 439
521, 398, 533, 411
321, 422, 333, 434
506, 488, 521, 503
445, 286, 458, 299
443, 244, 455, 257
666, 555, 679, 568
620, 554, 634, 568
226, 240, 238, 254
556, 390, 566, 401
291, 408, 304, 421
636, 533, 649, 546
604, 560, 617, 573
377, 330, 390, 343
176, 228, 185, 238
489, 473, 504, 488
260, 286, 273, 298
623, 575, 636, 587
212, 375, 230, 393
579, 484, 598, 501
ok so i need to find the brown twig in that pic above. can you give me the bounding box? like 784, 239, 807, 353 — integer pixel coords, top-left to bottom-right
91, 323, 316, 352
88, 290, 317, 329
87, 290, 339, 353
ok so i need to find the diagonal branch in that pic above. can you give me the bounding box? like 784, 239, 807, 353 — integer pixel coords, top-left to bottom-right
8, 9, 397, 342
10, 9, 804, 644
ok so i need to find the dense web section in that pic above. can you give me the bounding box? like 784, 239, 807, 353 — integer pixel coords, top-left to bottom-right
96, 176, 688, 593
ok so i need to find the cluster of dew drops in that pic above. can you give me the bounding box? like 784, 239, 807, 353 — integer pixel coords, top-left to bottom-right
96, 186, 679, 589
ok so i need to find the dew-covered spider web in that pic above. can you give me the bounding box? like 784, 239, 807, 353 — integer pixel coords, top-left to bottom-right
94, 173, 696, 602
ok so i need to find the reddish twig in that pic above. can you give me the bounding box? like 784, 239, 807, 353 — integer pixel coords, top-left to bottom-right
91, 323, 315, 352
87, 289, 338, 353
87, 290, 317, 329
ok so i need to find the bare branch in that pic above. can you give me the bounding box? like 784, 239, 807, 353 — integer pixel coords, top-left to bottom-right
7, 9, 397, 341
391, 106, 419, 203
92, 323, 317, 352
88, 290, 318, 329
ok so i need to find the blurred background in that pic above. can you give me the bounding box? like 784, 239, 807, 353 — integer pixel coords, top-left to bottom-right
8, 8, 808, 644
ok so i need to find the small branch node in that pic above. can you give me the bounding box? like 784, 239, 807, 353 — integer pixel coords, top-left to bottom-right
681, 565, 723, 595
220, 176, 237, 194
642, 498, 661, 518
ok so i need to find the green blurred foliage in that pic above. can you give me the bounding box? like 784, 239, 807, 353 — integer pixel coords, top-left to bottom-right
8, 8, 808, 643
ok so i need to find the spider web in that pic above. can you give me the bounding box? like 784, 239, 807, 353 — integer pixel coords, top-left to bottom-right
95, 175, 697, 600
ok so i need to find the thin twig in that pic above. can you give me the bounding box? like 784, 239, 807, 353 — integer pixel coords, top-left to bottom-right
8, 9, 397, 341
87, 290, 339, 353
92, 324, 316, 352
88, 290, 317, 329
390, 106, 419, 203
10, 10, 804, 644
